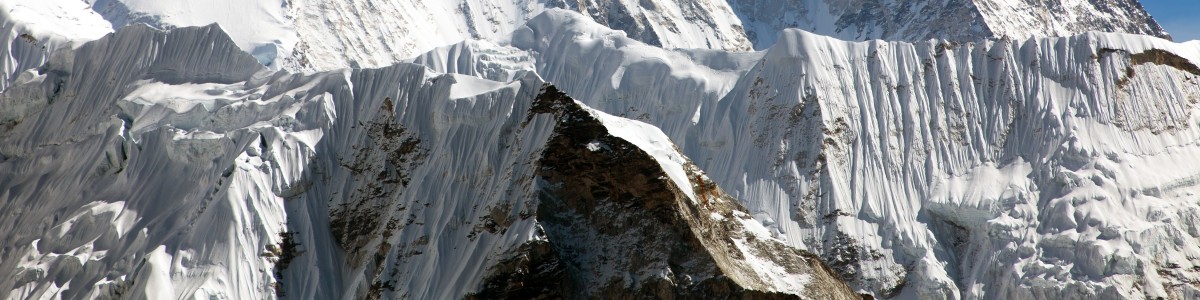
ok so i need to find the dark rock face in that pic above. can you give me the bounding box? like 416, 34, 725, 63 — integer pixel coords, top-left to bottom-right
467, 240, 569, 300
535, 85, 736, 298
329, 97, 426, 268
323, 95, 430, 299
471, 85, 861, 299
1131, 49, 1200, 76
1076, 0, 1168, 38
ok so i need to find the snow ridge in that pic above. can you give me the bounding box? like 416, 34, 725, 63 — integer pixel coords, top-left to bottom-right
13, 0, 1166, 72
728, 0, 1169, 48
415, 11, 1200, 299
0, 24, 273, 300
0, 22, 857, 299
1, 1, 1197, 299
0, 0, 111, 91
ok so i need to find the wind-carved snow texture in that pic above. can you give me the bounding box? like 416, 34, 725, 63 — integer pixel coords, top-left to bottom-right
281, 0, 753, 70
727, 0, 1170, 48
0, 21, 861, 299
0, 0, 112, 91
0, 24, 271, 299
480, 85, 859, 299
67, 0, 754, 71
4, 1, 1200, 299
412, 10, 1200, 299
49, 0, 1169, 72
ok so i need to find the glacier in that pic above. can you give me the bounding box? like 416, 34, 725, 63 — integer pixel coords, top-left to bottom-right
411, 10, 1200, 299
727, 0, 1169, 47
0, 20, 859, 299
3, 0, 1200, 299
39, 0, 1169, 71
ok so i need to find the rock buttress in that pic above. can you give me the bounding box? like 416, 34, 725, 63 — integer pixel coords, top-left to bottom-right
472, 85, 861, 299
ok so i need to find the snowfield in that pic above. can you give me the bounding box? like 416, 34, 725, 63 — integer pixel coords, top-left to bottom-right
7, 0, 1169, 72
0, 17, 854, 300
416, 10, 1200, 299
2, 0, 1200, 299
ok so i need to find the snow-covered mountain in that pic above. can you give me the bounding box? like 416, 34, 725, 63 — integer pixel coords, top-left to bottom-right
0, 15, 859, 300
728, 0, 1170, 47
78, 0, 755, 70
53, 0, 1171, 71
3, 0, 1200, 299
415, 11, 1200, 299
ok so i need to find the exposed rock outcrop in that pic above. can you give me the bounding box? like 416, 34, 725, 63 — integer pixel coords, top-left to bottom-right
471, 85, 861, 299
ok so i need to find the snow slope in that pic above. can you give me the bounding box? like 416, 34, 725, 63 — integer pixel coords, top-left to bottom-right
3, 1, 1199, 299
0, 0, 111, 91
282, 0, 752, 70
72, 0, 754, 70
727, 0, 1169, 48
0, 22, 858, 299
412, 10, 1200, 299
17, 0, 1164, 72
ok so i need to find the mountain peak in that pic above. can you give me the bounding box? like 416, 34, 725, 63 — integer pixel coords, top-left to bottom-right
26, 0, 1169, 72
731, 0, 1169, 47
3, 1, 1198, 299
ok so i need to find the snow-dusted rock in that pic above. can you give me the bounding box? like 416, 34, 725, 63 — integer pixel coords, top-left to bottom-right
415, 10, 1200, 299
0, 23, 860, 299
728, 0, 1169, 48
3, 1, 1198, 299
73, 0, 755, 70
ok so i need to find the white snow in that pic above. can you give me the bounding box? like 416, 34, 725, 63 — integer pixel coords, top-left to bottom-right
587, 106, 697, 200
446, 73, 512, 99
0, 0, 112, 90
2, 0, 112, 42
417, 12, 1200, 298
585, 140, 603, 152
3, 0, 1169, 78
86, 0, 296, 67
3, 2, 1200, 300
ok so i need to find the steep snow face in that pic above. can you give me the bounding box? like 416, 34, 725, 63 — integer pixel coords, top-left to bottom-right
84, 0, 296, 67
0, 24, 270, 299
416, 11, 1200, 299
0, 21, 519, 299
490, 10, 763, 143
283, 2, 750, 70
0, 22, 857, 299
79, 0, 751, 70
4, 3, 1198, 299
728, 0, 988, 48
728, 0, 1168, 48
510, 86, 860, 299
281, 0, 538, 70
27, 0, 1169, 72
0, 23, 552, 297
540, 1, 751, 52
730, 30, 1200, 299
972, 0, 1168, 41
0, 0, 112, 91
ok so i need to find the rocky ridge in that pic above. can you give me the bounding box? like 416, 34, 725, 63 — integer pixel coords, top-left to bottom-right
1, 1, 1198, 299
412, 10, 1200, 299
0, 22, 859, 299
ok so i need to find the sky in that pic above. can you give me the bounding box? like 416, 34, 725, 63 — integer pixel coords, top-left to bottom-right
1140, 0, 1200, 42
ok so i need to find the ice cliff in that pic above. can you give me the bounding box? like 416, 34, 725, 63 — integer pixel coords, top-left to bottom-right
728, 0, 1169, 47
51, 0, 1170, 71
3, 0, 1200, 299
0, 23, 859, 299
413, 10, 1200, 299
